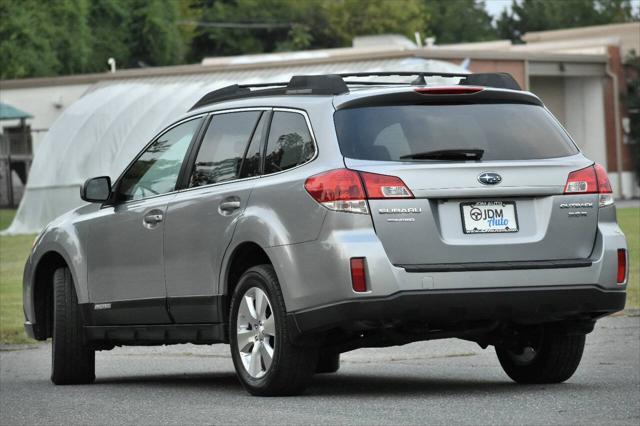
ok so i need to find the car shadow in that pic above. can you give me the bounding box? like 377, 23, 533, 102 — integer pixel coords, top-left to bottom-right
96, 372, 240, 390
308, 373, 584, 397
94, 371, 587, 397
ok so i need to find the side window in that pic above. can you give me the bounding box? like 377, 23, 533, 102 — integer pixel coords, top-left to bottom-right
190, 111, 260, 187
239, 112, 268, 178
264, 111, 315, 175
119, 117, 202, 201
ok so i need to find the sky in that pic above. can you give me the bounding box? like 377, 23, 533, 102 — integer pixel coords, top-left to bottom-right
483, 0, 511, 18
481, 0, 640, 18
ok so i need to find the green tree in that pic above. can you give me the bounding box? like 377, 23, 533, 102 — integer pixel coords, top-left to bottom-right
0, 0, 187, 79
187, 0, 426, 62
87, 0, 133, 72
0, 0, 93, 79
128, 0, 185, 67
0, 0, 59, 79
318, 0, 426, 47
422, 0, 497, 44
497, 0, 638, 42
49, 0, 92, 75
188, 0, 289, 59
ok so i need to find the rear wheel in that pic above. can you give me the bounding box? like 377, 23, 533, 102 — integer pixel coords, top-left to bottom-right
496, 326, 585, 384
229, 265, 318, 396
51, 267, 95, 385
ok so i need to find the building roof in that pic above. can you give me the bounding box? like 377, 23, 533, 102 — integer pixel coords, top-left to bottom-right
524, 22, 640, 58
0, 43, 608, 90
0, 102, 33, 121
438, 22, 640, 58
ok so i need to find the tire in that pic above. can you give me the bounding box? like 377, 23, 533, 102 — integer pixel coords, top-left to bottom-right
316, 351, 340, 374
51, 267, 95, 385
229, 265, 318, 396
496, 327, 585, 384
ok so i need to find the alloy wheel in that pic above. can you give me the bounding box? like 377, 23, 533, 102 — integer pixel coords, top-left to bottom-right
236, 287, 276, 378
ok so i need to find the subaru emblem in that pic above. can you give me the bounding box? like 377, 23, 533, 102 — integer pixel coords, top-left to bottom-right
478, 172, 502, 185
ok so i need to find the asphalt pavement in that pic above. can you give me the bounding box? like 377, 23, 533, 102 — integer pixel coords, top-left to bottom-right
1, 315, 638, 425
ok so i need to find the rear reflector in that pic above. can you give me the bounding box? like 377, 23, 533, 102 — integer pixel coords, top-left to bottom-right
564, 163, 614, 207
350, 258, 367, 292
415, 86, 484, 95
304, 169, 413, 214
617, 249, 627, 284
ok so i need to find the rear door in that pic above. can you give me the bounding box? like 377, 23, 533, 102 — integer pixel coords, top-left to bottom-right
163, 109, 267, 322
335, 102, 599, 266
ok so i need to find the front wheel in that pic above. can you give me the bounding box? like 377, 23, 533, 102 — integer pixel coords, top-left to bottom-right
229, 265, 318, 396
51, 267, 95, 385
496, 326, 585, 384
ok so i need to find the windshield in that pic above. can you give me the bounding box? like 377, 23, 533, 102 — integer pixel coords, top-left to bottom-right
334, 103, 579, 162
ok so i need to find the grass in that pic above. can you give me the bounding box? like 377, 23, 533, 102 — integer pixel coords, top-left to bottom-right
619, 208, 640, 308
1, 209, 36, 344
0, 207, 638, 344
0, 208, 16, 231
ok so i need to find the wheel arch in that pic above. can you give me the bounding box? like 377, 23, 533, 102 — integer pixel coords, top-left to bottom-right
30, 250, 69, 340
221, 241, 273, 317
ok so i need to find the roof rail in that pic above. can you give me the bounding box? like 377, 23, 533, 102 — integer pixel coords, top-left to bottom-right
190, 74, 348, 110
338, 72, 521, 91
189, 72, 520, 110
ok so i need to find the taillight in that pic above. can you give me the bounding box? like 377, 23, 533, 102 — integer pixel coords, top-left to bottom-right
414, 86, 484, 95
617, 249, 627, 284
304, 169, 368, 214
359, 171, 413, 199
350, 258, 367, 292
594, 163, 614, 207
564, 166, 597, 194
304, 169, 413, 214
564, 163, 614, 207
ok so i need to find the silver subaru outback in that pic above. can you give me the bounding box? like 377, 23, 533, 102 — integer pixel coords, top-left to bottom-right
23, 72, 628, 396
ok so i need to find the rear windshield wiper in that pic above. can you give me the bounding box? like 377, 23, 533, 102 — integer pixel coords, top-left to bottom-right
400, 149, 484, 161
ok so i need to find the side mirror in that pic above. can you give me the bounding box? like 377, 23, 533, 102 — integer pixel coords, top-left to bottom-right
81, 176, 112, 203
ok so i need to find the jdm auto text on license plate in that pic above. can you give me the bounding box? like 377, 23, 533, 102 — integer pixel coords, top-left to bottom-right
460, 201, 519, 234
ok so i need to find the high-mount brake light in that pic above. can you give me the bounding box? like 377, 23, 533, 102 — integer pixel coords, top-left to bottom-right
564, 163, 614, 207
414, 86, 484, 95
304, 169, 414, 214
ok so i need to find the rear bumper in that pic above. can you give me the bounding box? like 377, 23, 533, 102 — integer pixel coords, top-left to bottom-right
267, 209, 627, 314
288, 285, 626, 335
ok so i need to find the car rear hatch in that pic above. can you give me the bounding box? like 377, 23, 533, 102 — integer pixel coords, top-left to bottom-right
334, 94, 607, 267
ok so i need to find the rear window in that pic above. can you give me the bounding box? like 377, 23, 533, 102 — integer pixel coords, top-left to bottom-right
334, 104, 578, 161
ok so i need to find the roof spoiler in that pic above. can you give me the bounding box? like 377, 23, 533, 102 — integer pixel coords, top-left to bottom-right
189, 72, 521, 111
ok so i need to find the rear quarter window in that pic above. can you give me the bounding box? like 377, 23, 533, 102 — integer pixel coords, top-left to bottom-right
264, 111, 315, 174
334, 103, 579, 162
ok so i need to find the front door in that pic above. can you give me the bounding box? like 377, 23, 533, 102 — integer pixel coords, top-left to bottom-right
86, 116, 204, 325
164, 110, 267, 323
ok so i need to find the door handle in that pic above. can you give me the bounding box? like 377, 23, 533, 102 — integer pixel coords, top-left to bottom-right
219, 200, 241, 211
143, 213, 164, 225
219, 198, 242, 216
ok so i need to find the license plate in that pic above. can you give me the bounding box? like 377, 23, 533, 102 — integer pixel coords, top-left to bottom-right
461, 201, 519, 234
